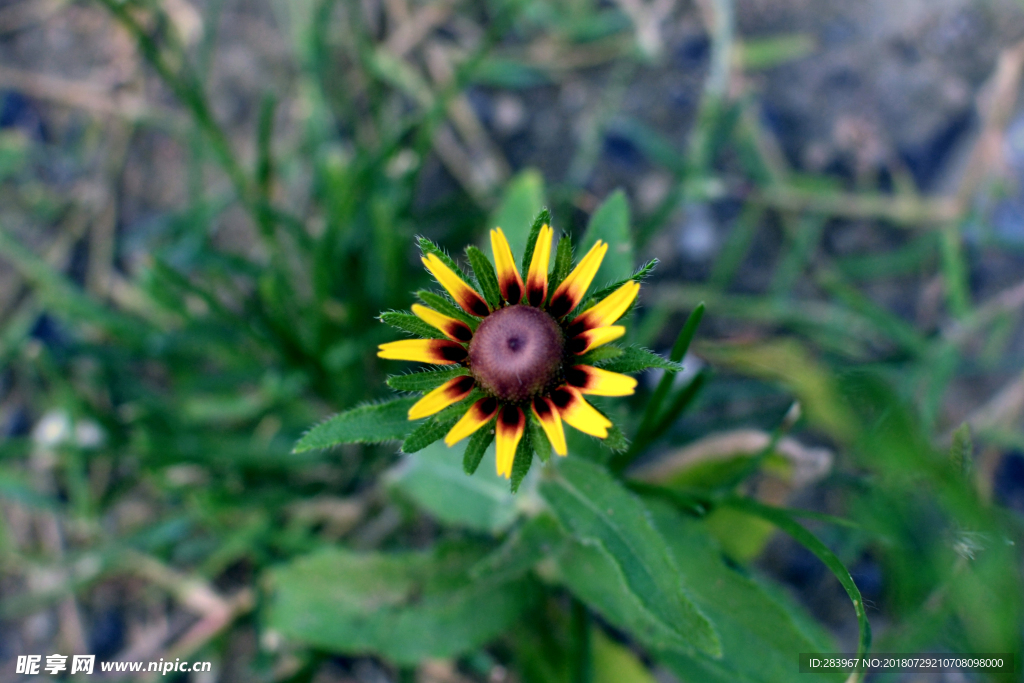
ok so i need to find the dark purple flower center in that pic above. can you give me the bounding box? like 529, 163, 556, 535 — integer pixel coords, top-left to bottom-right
468, 305, 564, 402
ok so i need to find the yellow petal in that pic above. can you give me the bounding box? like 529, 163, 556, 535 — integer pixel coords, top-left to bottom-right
526, 224, 553, 307
408, 375, 475, 420
444, 397, 499, 446
569, 281, 640, 334
548, 240, 607, 318
421, 253, 490, 317
553, 386, 611, 438
566, 365, 637, 397
495, 405, 525, 478
411, 303, 473, 342
569, 325, 626, 355
490, 228, 524, 305
378, 339, 467, 364
531, 397, 567, 456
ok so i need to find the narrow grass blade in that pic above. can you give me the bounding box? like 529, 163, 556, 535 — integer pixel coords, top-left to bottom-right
722, 497, 871, 670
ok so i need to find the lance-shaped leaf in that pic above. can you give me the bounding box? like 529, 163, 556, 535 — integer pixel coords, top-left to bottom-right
463, 420, 495, 475
521, 207, 552, 276
549, 234, 574, 292
509, 425, 533, 493
646, 501, 843, 683
581, 189, 634, 285
466, 245, 503, 309
552, 533, 701, 653
539, 458, 720, 657
401, 407, 463, 453
584, 259, 658, 309
597, 346, 683, 374
949, 422, 973, 480
575, 345, 625, 366
387, 367, 470, 393
389, 441, 516, 534
379, 311, 446, 339
490, 169, 544, 257
294, 398, 418, 452
267, 542, 531, 665
470, 513, 564, 582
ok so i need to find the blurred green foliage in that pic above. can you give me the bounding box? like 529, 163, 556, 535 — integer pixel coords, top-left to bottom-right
0, 0, 1022, 681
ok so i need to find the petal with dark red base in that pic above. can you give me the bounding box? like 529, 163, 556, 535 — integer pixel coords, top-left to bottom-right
547, 240, 607, 318
444, 397, 499, 446
550, 386, 612, 438
378, 339, 468, 364
490, 228, 524, 305
408, 375, 475, 420
526, 224, 553, 307
531, 396, 567, 456
567, 281, 640, 336
422, 253, 490, 317
495, 405, 526, 478
565, 365, 637, 397
411, 304, 474, 342
567, 326, 625, 355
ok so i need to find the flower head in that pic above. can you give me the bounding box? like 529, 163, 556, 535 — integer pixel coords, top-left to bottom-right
378, 222, 640, 482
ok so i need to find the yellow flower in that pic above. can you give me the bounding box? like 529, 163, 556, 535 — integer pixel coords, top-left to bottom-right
378, 226, 639, 479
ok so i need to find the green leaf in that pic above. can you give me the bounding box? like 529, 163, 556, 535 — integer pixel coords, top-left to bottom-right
387, 367, 470, 393
586, 259, 658, 305
466, 246, 502, 309
550, 234, 574, 292
647, 370, 708, 443
416, 290, 480, 329
539, 458, 720, 656
267, 542, 531, 664
521, 208, 552, 275
949, 422, 973, 480
581, 190, 634, 286
668, 302, 705, 363
464, 420, 495, 474
722, 497, 870, 664
598, 346, 681, 373
529, 412, 551, 463
255, 95, 276, 197
552, 536, 698, 653
612, 304, 705, 472
939, 224, 971, 319
470, 513, 564, 581
390, 440, 516, 533
576, 345, 625, 366
510, 428, 534, 493
644, 501, 843, 683
401, 412, 460, 453
490, 169, 545, 257
293, 398, 417, 452
379, 311, 444, 339
601, 424, 630, 453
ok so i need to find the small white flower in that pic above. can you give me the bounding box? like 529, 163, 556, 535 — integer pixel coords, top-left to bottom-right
32, 410, 72, 448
